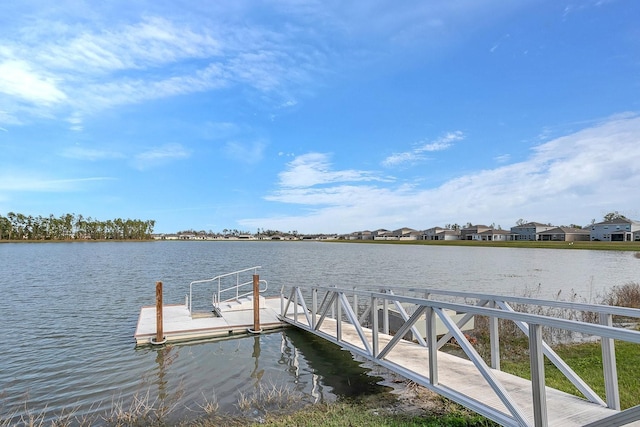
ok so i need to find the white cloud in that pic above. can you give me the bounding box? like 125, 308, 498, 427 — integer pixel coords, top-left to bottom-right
382, 131, 463, 167
246, 115, 640, 233
132, 143, 190, 170
276, 152, 390, 189
0, 59, 67, 105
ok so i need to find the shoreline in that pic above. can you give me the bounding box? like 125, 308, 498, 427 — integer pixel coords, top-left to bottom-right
2, 237, 640, 252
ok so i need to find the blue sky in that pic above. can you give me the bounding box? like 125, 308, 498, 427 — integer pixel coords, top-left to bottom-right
1, 1, 639, 234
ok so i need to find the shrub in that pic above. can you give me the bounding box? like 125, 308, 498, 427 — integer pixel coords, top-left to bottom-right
602, 282, 640, 309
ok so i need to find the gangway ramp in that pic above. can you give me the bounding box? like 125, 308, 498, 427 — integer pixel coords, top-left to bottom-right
279, 285, 640, 427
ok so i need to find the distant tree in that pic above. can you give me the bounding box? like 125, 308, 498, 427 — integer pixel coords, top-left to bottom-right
516, 218, 527, 226
603, 211, 627, 222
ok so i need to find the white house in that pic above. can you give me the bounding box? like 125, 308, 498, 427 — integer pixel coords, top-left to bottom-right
472, 229, 511, 241
422, 227, 443, 240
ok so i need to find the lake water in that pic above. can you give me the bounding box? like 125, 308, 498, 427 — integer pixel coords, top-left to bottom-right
1, 241, 638, 424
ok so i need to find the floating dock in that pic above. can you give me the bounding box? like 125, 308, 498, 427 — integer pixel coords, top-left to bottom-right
134, 295, 286, 345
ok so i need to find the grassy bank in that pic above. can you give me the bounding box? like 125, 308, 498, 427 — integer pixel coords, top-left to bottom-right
496, 340, 640, 410
335, 239, 640, 252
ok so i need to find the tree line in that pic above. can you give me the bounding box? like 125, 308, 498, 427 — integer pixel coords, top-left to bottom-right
0, 212, 155, 241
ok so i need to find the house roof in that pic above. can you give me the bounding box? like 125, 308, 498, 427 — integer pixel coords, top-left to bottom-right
437, 229, 460, 235
592, 218, 640, 226
512, 222, 553, 228
539, 227, 589, 234
478, 229, 511, 235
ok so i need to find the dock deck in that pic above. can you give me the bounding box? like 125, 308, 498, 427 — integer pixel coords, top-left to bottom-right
134, 296, 285, 345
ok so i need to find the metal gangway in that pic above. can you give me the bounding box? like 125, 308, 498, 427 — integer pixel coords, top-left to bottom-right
188, 266, 268, 317
279, 285, 640, 427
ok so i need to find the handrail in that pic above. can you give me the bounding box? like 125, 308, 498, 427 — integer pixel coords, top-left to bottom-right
189, 266, 262, 314
215, 279, 268, 308
349, 285, 640, 320
279, 284, 640, 426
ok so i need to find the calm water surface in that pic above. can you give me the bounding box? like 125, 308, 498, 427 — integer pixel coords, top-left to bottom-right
0, 241, 637, 423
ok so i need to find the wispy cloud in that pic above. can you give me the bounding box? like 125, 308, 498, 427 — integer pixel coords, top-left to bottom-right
0, 173, 113, 192
132, 143, 190, 170
382, 131, 463, 167
0, 13, 325, 129
223, 140, 267, 164
60, 146, 125, 161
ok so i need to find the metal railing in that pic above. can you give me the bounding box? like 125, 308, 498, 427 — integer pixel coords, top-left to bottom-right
279, 285, 640, 427
188, 266, 267, 315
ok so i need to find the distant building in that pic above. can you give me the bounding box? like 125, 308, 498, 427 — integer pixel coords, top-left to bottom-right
460, 225, 491, 240
472, 229, 511, 241
422, 227, 443, 240
510, 222, 555, 241
423, 227, 460, 241
590, 218, 640, 241
538, 227, 590, 242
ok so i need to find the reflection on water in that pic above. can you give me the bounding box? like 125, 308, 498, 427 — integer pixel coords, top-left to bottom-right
284, 328, 390, 399
130, 330, 387, 424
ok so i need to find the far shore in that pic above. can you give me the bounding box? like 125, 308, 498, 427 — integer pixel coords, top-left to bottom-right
334, 238, 640, 252
1, 237, 639, 253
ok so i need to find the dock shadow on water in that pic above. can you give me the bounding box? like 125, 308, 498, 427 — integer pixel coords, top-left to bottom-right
2, 329, 390, 425
130, 329, 391, 424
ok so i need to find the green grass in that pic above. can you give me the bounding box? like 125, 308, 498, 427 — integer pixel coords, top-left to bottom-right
239, 399, 496, 427
499, 340, 640, 410
334, 239, 640, 252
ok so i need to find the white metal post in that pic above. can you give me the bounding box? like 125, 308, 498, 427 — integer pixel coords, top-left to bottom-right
312, 288, 318, 329
490, 300, 501, 370
600, 313, 620, 410
426, 306, 438, 385
529, 323, 548, 427
336, 291, 342, 342
371, 296, 379, 358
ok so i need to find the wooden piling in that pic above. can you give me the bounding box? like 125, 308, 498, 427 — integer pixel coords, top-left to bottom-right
155, 281, 164, 343
250, 274, 262, 333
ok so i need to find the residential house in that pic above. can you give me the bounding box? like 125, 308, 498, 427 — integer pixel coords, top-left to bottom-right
472, 229, 511, 241
373, 229, 393, 240
590, 218, 640, 241
422, 227, 443, 240
510, 222, 555, 241
538, 227, 590, 242
348, 230, 373, 240
423, 227, 461, 241
460, 225, 491, 240
436, 229, 461, 240
392, 227, 421, 240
